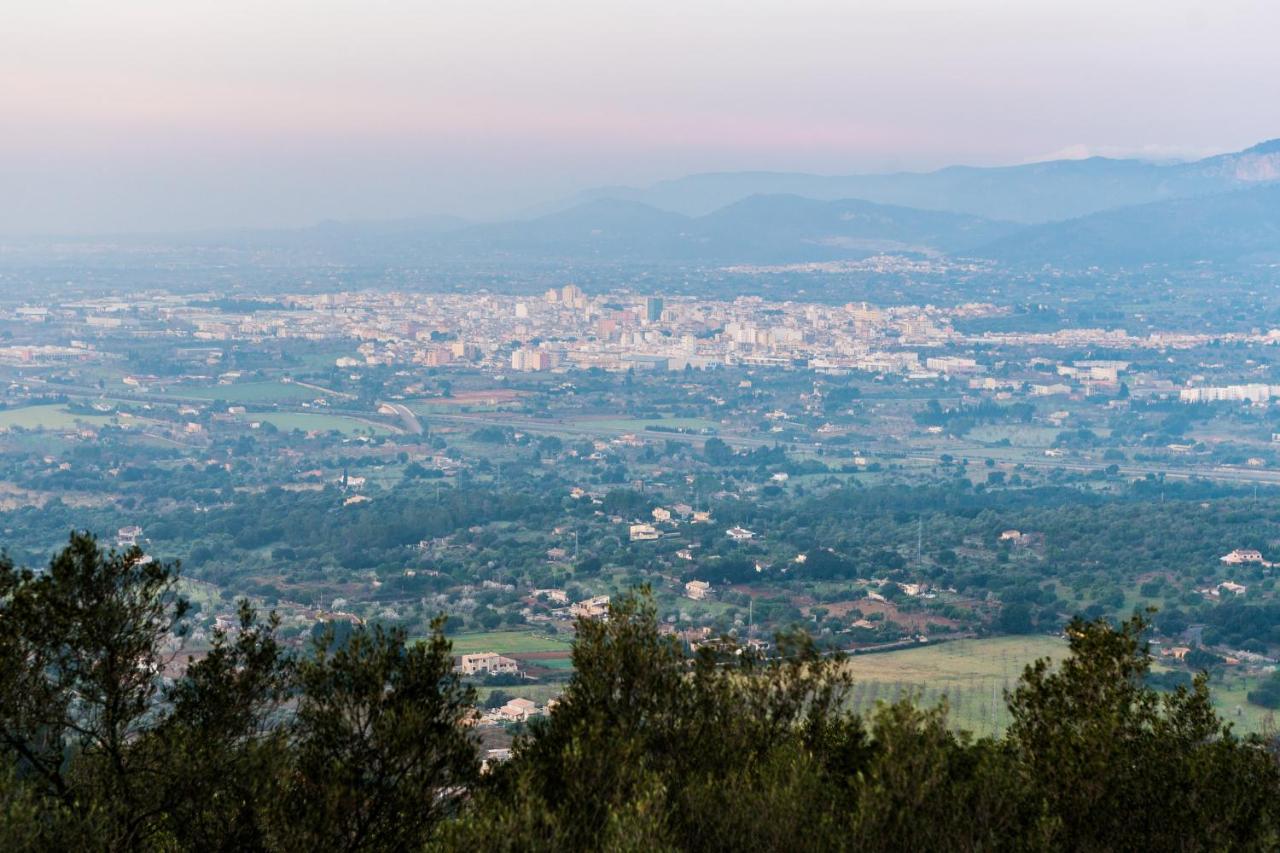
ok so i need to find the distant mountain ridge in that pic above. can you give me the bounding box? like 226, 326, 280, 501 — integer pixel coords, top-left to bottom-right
977, 183, 1280, 266
544, 139, 1280, 224
436, 194, 1019, 263
11, 138, 1280, 271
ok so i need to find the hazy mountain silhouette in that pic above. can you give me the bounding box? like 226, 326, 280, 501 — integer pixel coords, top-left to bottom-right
543, 139, 1280, 223
441, 194, 1018, 262
978, 183, 1280, 266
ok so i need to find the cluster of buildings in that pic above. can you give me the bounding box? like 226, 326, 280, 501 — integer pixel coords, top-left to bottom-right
1180, 384, 1280, 404
0, 290, 1016, 379
15, 290, 1280, 421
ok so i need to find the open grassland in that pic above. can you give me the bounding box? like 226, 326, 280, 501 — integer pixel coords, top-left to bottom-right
174, 381, 318, 404
445, 630, 573, 656
0, 405, 114, 431
965, 424, 1063, 447
843, 635, 1275, 735
1201, 671, 1280, 734
844, 636, 1069, 735
475, 684, 566, 706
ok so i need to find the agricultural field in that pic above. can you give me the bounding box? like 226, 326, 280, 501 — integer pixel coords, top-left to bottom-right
1201, 670, 1280, 734
966, 424, 1069, 447
173, 380, 318, 404
445, 630, 573, 656
475, 683, 566, 707
843, 635, 1069, 735
0, 405, 114, 431
843, 635, 1277, 735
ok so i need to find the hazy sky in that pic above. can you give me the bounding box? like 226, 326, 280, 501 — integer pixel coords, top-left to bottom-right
3, 0, 1279, 233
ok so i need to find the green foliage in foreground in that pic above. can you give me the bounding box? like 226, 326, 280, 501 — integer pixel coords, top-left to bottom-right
0, 533, 477, 851
3, 533, 1280, 851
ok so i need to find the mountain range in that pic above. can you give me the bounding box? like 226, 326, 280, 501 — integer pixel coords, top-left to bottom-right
311, 138, 1280, 268
541, 139, 1280, 223
17, 139, 1280, 270
983, 183, 1280, 266
439, 195, 1021, 263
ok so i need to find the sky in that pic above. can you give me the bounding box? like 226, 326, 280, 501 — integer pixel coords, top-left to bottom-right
3, 0, 1279, 234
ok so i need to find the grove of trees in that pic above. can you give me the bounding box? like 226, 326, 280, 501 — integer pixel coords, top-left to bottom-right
3, 533, 1280, 851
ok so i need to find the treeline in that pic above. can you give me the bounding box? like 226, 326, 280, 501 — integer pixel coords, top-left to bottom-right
4, 534, 1280, 850
154, 484, 565, 575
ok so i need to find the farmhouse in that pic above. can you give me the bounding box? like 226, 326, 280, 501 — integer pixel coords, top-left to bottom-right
571, 595, 611, 620
684, 580, 712, 601
117, 525, 144, 547
497, 697, 538, 722
457, 652, 519, 677
629, 523, 660, 541
1220, 549, 1270, 566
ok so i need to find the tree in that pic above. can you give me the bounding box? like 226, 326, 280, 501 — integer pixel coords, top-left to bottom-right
1006, 613, 1280, 850
448, 589, 859, 850
1248, 672, 1280, 710
152, 603, 293, 849
996, 601, 1035, 634
0, 533, 190, 848
702, 437, 734, 466
273, 622, 479, 852
0, 533, 481, 852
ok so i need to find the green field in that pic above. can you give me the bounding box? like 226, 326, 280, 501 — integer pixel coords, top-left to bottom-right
843, 636, 1069, 735
572, 416, 723, 433
476, 684, 566, 706
843, 635, 1275, 735
445, 630, 573, 656
1201, 670, 1280, 734
177, 381, 318, 404
236, 412, 391, 435
0, 405, 115, 431
965, 424, 1062, 447
531, 657, 575, 670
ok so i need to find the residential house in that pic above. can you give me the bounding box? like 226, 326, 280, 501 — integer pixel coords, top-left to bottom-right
498, 697, 538, 722
629, 523, 660, 541
117, 525, 143, 547
571, 595, 611, 620
1221, 549, 1269, 566
684, 580, 712, 601
457, 652, 519, 677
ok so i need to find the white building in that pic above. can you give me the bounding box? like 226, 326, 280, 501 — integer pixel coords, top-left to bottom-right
458, 652, 520, 677
571, 595, 611, 620
684, 580, 712, 601
117, 525, 143, 547
629, 523, 660, 541
498, 697, 538, 722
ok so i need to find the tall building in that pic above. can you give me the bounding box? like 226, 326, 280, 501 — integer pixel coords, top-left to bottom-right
561, 284, 585, 308
645, 296, 664, 324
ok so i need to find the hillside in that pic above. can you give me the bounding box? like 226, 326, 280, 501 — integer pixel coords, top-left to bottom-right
978, 184, 1280, 266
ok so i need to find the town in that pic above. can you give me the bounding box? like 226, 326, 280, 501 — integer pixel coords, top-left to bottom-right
2, 280, 1280, 744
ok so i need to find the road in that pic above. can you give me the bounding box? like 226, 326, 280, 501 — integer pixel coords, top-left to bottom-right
378, 402, 424, 435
